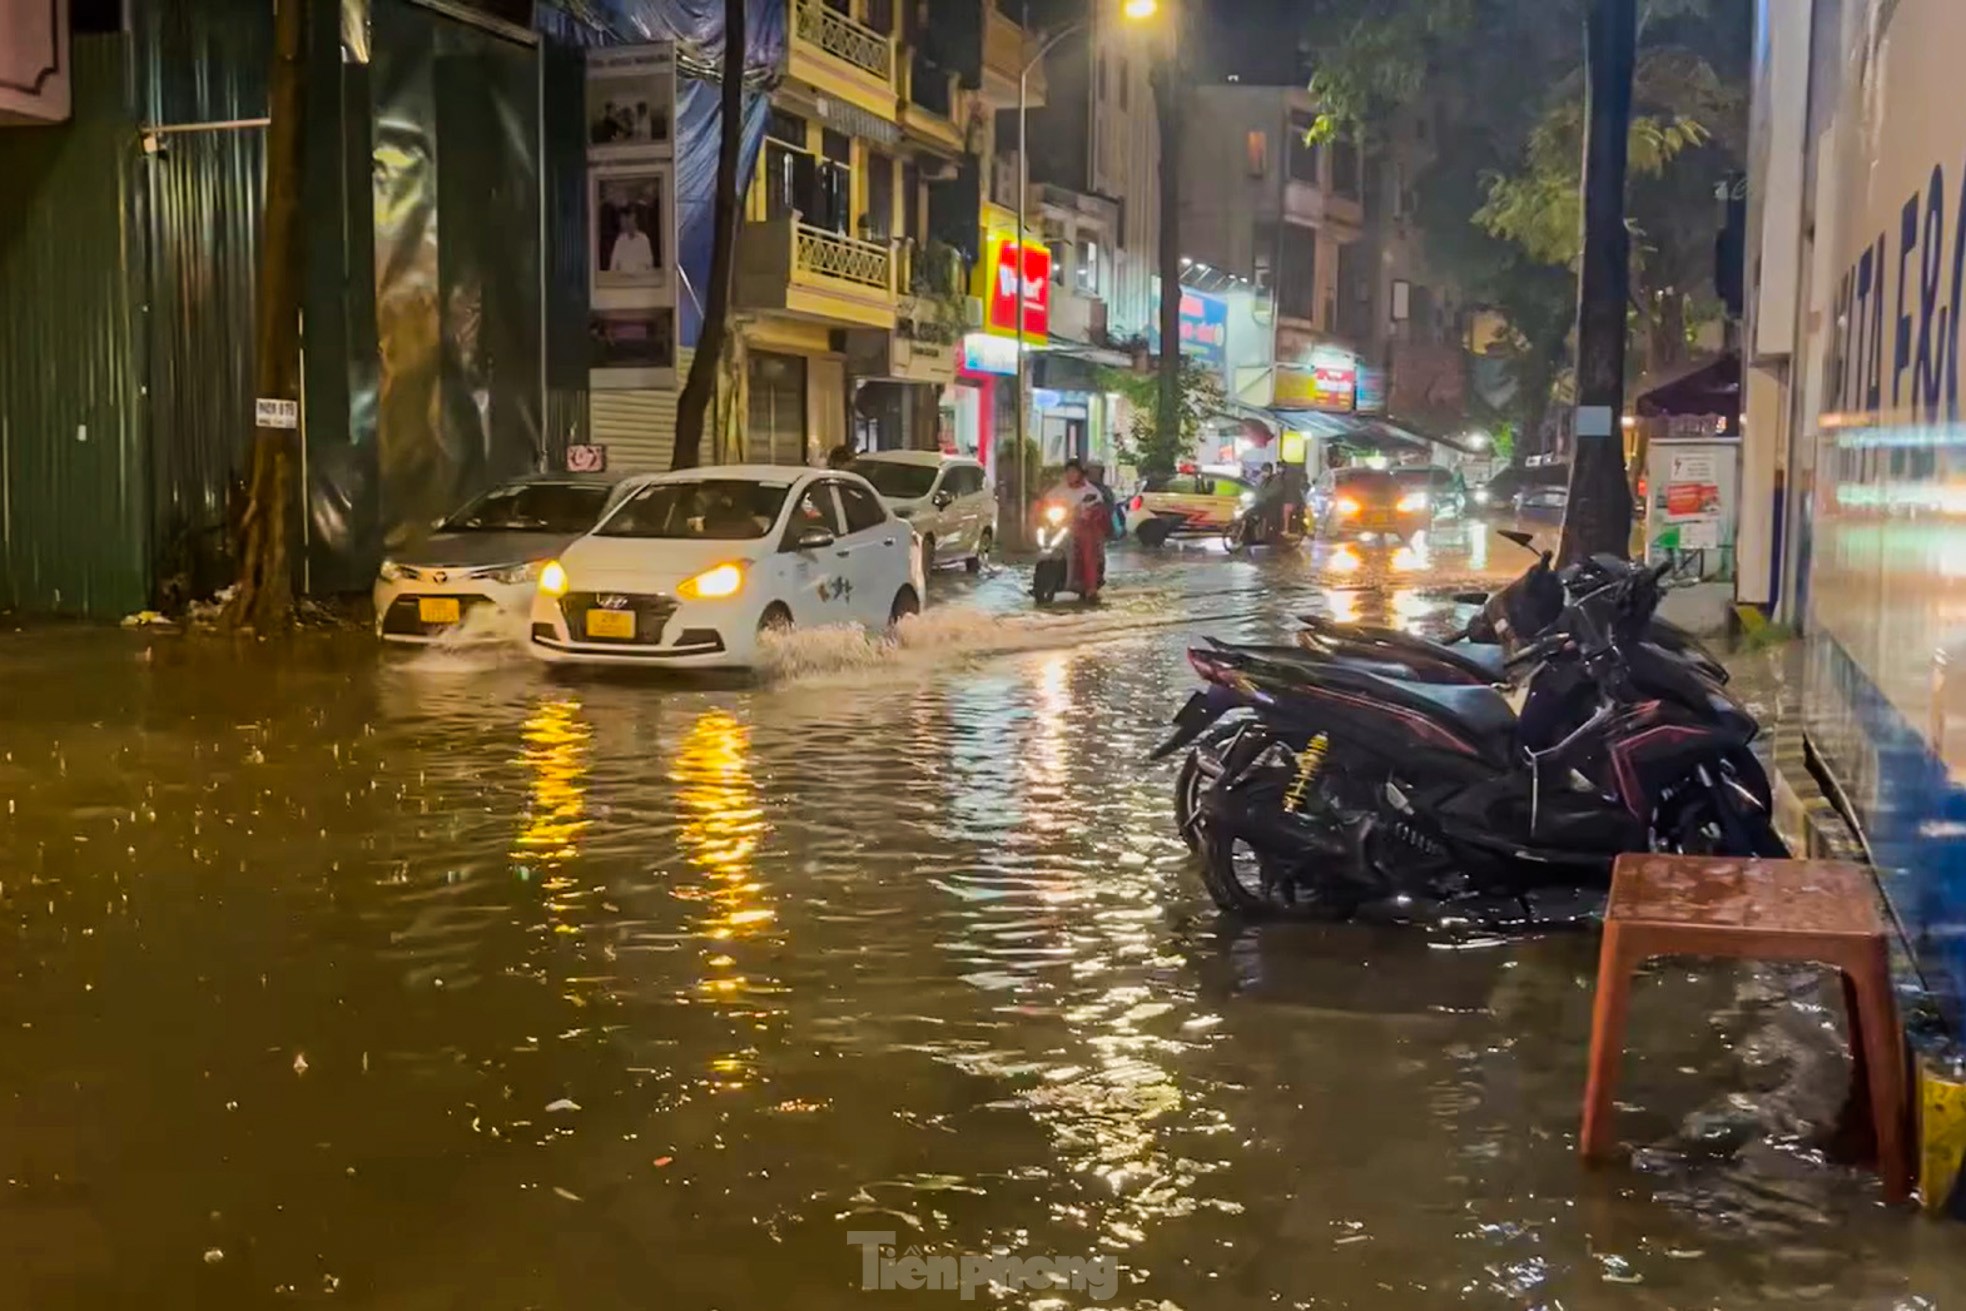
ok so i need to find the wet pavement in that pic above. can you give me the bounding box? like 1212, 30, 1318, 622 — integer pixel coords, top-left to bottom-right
0, 523, 1958, 1308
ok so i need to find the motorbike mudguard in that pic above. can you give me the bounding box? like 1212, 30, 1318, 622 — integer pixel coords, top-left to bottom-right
1149, 687, 1249, 760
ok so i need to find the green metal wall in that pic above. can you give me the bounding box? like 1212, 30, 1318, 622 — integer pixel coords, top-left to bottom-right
0, 37, 150, 619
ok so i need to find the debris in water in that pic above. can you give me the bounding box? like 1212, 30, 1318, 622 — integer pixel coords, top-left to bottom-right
292, 1052, 308, 1076
545, 1098, 581, 1113
203, 1248, 224, 1265
552, 1186, 582, 1202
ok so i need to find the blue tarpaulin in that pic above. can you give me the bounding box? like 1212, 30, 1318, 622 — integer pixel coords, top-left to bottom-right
539, 0, 787, 346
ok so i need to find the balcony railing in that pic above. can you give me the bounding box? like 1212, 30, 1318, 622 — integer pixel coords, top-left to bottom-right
793, 0, 895, 84
794, 223, 894, 293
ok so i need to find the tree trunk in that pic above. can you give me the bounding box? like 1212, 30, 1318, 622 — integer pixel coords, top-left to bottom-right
1560, 0, 1637, 564
225, 0, 307, 630
673, 0, 747, 470
1152, 60, 1182, 461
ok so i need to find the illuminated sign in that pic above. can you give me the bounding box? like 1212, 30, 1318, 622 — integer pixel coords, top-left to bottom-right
1147, 287, 1230, 369
1274, 353, 1357, 412
978, 232, 1050, 341
960, 332, 1019, 376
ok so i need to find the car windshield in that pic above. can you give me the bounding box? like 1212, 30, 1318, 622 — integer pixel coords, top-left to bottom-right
1336, 470, 1399, 496
1394, 467, 1449, 487
442, 482, 612, 533
853, 460, 940, 499
594, 479, 792, 540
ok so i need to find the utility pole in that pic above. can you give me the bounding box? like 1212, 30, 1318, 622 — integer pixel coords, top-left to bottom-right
1151, 19, 1182, 469
225, 0, 307, 630
1561, 0, 1637, 564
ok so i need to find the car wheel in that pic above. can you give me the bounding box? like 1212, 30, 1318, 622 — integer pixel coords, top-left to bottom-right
888, 585, 921, 631
967, 528, 992, 573
757, 602, 794, 635
1137, 518, 1173, 549
919, 535, 936, 574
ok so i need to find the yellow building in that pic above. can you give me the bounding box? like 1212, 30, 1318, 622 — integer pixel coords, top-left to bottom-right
726, 0, 1044, 465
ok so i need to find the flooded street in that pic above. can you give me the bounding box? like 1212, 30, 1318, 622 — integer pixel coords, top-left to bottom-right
1, 529, 1957, 1308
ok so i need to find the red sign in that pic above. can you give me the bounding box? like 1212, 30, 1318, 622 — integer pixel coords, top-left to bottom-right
985, 235, 1050, 339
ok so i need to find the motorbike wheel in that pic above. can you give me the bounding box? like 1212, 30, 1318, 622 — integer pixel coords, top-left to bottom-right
1650, 764, 1789, 858
1199, 826, 1359, 921
1032, 558, 1063, 605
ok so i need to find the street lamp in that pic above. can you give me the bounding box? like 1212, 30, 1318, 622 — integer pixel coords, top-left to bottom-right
1014, 1, 1156, 539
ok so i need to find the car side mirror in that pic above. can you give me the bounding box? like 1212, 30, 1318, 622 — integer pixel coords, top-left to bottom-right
932, 490, 954, 509
792, 526, 836, 551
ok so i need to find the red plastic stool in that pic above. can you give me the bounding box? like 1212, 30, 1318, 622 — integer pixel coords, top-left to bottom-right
1580, 854, 1910, 1202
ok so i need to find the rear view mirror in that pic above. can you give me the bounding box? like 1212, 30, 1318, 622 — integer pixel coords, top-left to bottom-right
932, 490, 955, 509
793, 526, 836, 551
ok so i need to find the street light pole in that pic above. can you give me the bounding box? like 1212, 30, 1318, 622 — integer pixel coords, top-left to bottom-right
1015, 14, 1084, 545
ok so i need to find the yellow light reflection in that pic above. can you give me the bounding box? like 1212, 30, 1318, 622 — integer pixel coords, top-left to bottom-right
512, 698, 592, 872
1021, 650, 1075, 834
1325, 587, 1361, 624
670, 708, 779, 1091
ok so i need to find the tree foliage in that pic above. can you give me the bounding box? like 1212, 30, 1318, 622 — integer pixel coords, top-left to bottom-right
1303, 0, 1749, 437
1102, 360, 1227, 477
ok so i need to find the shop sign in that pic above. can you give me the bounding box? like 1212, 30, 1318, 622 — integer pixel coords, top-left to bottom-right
1274, 356, 1356, 412
1147, 288, 1230, 369
960, 332, 1019, 376
1354, 365, 1387, 414
979, 232, 1050, 341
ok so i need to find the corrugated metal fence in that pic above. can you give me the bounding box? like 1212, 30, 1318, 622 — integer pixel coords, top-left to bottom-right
0, 37, 150, 618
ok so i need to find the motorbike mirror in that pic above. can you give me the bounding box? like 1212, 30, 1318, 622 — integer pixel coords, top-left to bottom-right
1497, 529, 1537, 552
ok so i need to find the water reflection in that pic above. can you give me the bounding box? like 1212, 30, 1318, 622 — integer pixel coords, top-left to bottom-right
511, 697, 591, 874
669, 708, 779, 1091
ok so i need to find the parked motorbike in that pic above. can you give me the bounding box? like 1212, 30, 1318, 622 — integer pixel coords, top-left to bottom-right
1165, 559, 1782, 923
1165, 539, 1730, 848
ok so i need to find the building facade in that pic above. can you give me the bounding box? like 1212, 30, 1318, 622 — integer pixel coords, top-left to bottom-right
1742, 0, 1966, 1020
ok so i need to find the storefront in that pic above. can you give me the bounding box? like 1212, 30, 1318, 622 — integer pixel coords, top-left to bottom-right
943, 206, 1049, 487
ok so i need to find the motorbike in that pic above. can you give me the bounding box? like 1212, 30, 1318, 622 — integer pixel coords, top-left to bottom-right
1167, 541, 1728, 849
1163, 559, 1782, 924
1031, 500, 1105, 605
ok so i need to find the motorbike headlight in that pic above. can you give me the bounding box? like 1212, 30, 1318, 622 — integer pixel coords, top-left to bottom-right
538, 560, 570, 598
1335, 497, 1362, 518
1397, 491, 1430, 513
1044, 504, 1067, 526
1473, 488, 1491, 505
678, 562, 745, 601
486, 560, 545, 586
1239, 492, 1255, 508
378, 559, 405, 582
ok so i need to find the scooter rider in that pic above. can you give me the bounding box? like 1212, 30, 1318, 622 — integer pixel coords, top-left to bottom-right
1044, 459, 1108, 601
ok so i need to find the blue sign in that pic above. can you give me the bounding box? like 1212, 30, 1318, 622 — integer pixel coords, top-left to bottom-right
1148, 288, 1230, 370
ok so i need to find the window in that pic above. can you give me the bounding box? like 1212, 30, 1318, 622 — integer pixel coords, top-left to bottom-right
1047, 239, 1067, 286
863, 0, 893, 33
1074, 238, 1101, 296
854, 458, 938, 499
1098, 53, 1108, 102
1331, 139, 1360, 200
837, 481, 890, 533
596, 480, 793, 541
784, 484, 845, 544
1287, 112, 1321, 184
1119, 58, 1130, 109
1246, 130, 1269, 178
865, 150, 895, 239
1278, 223, 1318, 321
945, 466, 985, 497
442, 482, 613, 534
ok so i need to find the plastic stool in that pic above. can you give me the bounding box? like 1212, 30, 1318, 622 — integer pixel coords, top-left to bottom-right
1581, 854, 1910, 1202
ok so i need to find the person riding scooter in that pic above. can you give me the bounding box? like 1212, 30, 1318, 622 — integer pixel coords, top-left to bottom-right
1043, 459, 1109, 602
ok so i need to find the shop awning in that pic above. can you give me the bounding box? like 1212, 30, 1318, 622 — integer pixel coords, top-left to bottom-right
1235, 403, 1486, 456
1634, 352, 1740, 420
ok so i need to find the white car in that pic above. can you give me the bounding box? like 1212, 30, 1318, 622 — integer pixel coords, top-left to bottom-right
852, 451, 997, 572
527, 465, 927, 670
373, 474, 628, 642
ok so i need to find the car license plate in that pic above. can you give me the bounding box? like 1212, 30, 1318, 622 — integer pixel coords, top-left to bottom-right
418, 597, 461, 625
585, 609, 636, 640
1360, 513, 1392, 531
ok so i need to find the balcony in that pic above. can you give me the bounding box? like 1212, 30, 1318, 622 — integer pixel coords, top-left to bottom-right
736, 217, 898, 330
901, 49, 965, 155
981, 2, 1045, 108
789, 0, 900, 121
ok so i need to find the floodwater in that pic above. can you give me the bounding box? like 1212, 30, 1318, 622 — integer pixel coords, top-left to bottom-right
0, 526, 1956, 1308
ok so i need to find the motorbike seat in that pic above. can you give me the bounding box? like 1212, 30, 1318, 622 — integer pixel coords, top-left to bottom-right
1236, 654, 1518, 762
1298, 616, 1507, 683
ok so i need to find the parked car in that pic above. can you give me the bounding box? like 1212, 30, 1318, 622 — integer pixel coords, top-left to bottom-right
1513, 484, 1570, 524
528, 466, 926, 670
373, 473, 629, 643
1308, 467, 1432, 543
1476, 461, 1569, 517
1125, 469, 1256, 546
853, 451, 997, 572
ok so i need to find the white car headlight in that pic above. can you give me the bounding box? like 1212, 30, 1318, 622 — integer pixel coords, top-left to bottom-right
484, 560, 546, 586
1397, 491, 1430, 513
378, 559, 405, 582
678, 562, 746, 601
1239, 492, 1255, 508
